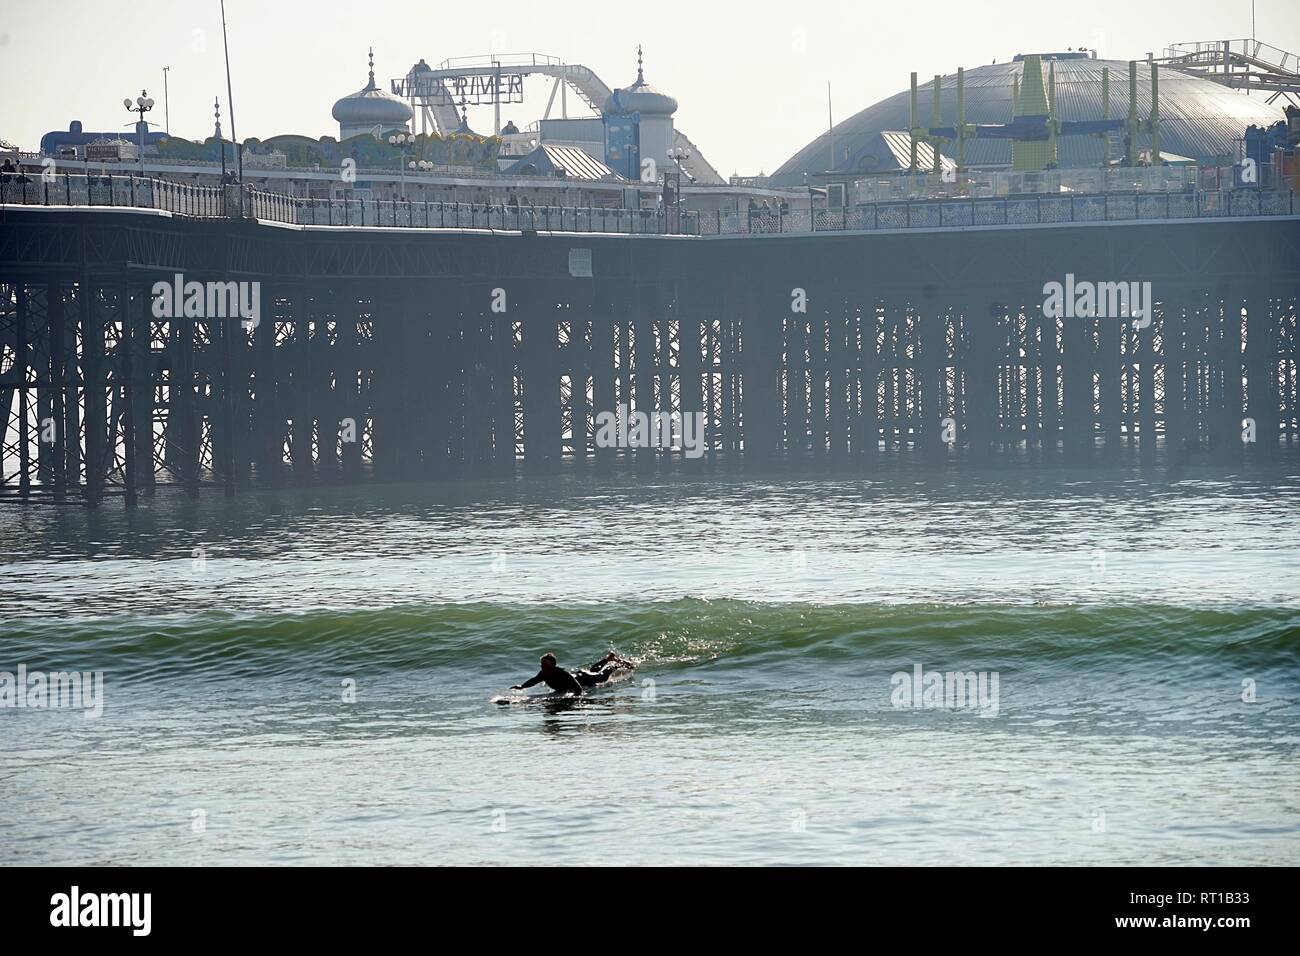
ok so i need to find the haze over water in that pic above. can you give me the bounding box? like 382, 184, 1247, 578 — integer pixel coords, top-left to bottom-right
4, 459, 1299, 865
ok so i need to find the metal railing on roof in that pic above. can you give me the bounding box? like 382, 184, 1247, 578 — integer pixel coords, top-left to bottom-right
1163, 38, 1300, 75
434, 53, 563, 71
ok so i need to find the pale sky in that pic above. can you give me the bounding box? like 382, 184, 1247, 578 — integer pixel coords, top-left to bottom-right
1, 0, 1297, 176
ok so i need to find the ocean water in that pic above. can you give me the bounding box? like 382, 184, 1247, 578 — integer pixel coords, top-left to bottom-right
3, 461, 1299, 866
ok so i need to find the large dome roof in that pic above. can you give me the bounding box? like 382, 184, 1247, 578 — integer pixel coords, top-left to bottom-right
332, 49, 413, 128
772, 54, 1287, 185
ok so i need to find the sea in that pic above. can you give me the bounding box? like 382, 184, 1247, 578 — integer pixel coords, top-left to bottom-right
3, 457, 1299, 865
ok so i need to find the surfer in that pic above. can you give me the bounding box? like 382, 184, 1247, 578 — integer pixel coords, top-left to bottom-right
511, 652, 633, 696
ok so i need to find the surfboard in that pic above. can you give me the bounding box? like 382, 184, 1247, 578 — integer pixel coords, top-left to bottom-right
491, 691, 577, 706
491, 665, 635, 705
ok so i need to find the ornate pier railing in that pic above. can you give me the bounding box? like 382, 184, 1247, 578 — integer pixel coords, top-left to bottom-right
0, 174, 703, 235
0, 174, 225, 218
247, 189, 704, 234
705, 189, 1299, 235
1, 173, 1295, 237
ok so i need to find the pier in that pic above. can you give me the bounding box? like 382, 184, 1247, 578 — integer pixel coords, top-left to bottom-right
1, 179, 1298, 504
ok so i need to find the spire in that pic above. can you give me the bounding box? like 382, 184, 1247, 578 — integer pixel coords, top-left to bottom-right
636, 44, 644, 85
366, 46, 377, 91
213, 96, 222, 138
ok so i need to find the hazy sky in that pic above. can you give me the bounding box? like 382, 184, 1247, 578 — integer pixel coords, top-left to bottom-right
2, 0, 1297, 175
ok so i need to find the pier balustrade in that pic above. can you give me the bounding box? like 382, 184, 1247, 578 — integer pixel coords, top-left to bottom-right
1, 173, 1295, 236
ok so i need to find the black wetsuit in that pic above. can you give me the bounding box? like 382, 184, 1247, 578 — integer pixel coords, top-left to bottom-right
574, 657, 631, 688
517, 667, 584, 695
518, 658, 630, 695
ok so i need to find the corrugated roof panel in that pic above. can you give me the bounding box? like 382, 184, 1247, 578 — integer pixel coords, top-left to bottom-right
774, 58, 1285, 184
878, 131, 956, 170
540, 144, 617, 181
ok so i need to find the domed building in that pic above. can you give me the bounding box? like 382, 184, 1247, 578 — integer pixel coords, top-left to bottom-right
602, 48, 678, 181
771, 52, 1288, 185
332, 48, 413, 140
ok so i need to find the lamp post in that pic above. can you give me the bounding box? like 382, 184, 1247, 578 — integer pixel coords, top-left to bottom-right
123, 89, 155, 175
215, 97, 227, 184
666, 146, 693, 232
411, 158, 432, 201
668, 146, 692, 207
387, 132, 418, 197
219, 0, 242, 182
162, 66, 171, 135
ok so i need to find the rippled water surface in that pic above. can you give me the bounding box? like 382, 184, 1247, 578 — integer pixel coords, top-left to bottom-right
3, 463, 1299, 864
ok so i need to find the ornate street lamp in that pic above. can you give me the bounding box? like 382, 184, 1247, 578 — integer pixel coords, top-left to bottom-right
123, 89, 155, 175
387, 131, 417, 197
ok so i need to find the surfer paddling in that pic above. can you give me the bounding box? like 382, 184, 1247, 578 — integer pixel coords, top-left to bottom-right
511, 652, 634, 696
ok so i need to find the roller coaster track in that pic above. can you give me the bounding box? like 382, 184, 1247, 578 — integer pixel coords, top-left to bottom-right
390, 54, 725, 183
393, 55, 613, 134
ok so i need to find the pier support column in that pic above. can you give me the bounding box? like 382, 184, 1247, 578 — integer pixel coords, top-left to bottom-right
15, 282, 31, 500
786, 306, 807, 461
461, 287, 494, 476
422, 282, 454, 478
1209, 285, 1245, 462
48, 284, 68, 502
880, 302, 899, 453
1244, 285, 1282, 459
1137, 306, 1157, 462
1163, 296, 1189, 464
678, 279, 704, 470
317, 288, 344, 481
445, 292, 469, 477
136, 282, 158, 498
1060, 306, 1092, 464
521, 280, 561, 474
963, 298, 997, 463
827, 289, 850, 463
859, 299, 881, 464
254, 286, 281, 485
83, 285, 106, 507
178, 307, 200, 497
491, 288, 517, 475
809, 308, 828, 462
590, 278, 617, 471
340, 295, 365, 481
374, 291, 410, 481
215, 292, 239, 496
399, 291, 432, 479
64, 284, 83, 498
1038, 306, 1061, 458
632, 281, 658, 472
1099, 309, 1123, 459
918, 301, 947, 463
719, 308, 739, 461
1284, 289, 1299, 448
1021, 304, 1041, 452
568, 279, 593, 466
119, 281, 138, 509
292, 290, 314, 482
737, 279, 780, 466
